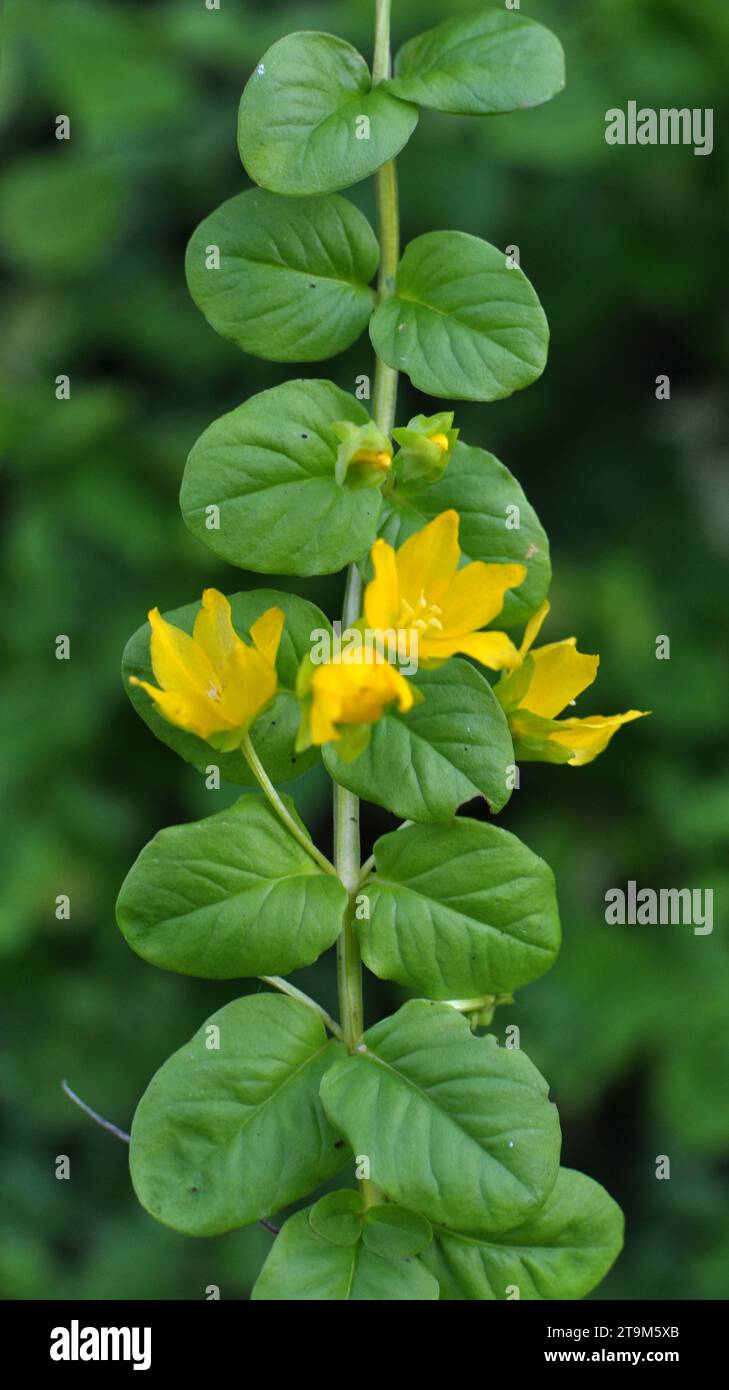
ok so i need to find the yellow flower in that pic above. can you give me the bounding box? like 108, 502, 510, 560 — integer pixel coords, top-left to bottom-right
297, 648, 416, 760
364, 509, 525, 670
496, 600, 649, 765
130, 589, 284, 749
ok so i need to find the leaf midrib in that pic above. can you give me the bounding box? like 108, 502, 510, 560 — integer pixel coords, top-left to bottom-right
354, 1045, 547, 1208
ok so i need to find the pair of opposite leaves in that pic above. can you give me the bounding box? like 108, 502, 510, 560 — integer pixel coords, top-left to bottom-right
130, 994, 623, 1301
186, 12, 565, 401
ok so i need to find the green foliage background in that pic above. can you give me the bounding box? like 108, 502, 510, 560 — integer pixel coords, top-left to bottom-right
1, 0, 727, 1300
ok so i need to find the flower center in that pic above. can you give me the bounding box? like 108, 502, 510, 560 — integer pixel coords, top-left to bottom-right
397, 591, 443, 634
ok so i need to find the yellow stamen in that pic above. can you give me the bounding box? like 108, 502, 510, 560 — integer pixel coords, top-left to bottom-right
397, 590, 444, 636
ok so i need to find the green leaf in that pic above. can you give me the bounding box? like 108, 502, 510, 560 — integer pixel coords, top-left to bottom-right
251, 1208, 439, 1301
185, 189, 378, 363
130, 995, 347, 1236
238, 32, 418, 197
324, 659, 514, 824
381, 442, 550, 628
385, 10, 565, 116
180, 380, 382, 576
369, 231, 548, 401
421, 1168, 624, 1301
309, 1191, 362, 1247
307, 1192, 433, 1261
116, 795, 347, 979
321, 1000, 561, 1237
122, 588, 328, 784
361, 817, 560, 1000
362, 1205, 433, 1259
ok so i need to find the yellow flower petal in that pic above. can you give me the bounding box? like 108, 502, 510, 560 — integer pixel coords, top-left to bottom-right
520, 640, 599, 720
389, 666, 417, 712
549, 710, 649, 765
365, 539, 401, 632
308, 655, 414, 745
423, 629, 521, 670
519, 599, 551, 657
436, 561, 526, 635
309, 688, 341, 746
148, 607, 219, 700
352, 448, 392, 470
192, 588, 236, 671
129, 676, 224, 740
395, 510, 461, 606
249, 606, 285, 667
216, 645, 277, 730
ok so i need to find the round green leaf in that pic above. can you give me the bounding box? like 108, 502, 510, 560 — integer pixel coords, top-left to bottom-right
320, 1000, 561, 1237
421, 1168, 624, 1301
130, 995, 348, 1236
116, 795, 347, 979
309, 1191, 362, 1247
238, 32, 418, 197
385, 11, 565, 116
252, 1208, 439, 1301
381, 442, 551, 628
323, 658, 514, 824
185, 189, 378, 363
370, 231, 548, 401
362, 1205, 432, 1259
180, 380, 382, 576
362, 817, 561, 1000
122, 588, 329, 784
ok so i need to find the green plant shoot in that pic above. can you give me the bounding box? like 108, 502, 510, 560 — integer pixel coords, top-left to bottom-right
118, 0, 648, 1301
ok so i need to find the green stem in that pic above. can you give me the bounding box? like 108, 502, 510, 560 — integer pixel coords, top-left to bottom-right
260, 976, 342, 1040
333, 0, 402, 1059
372, 162, 400, 437
329, 0, 400, 1217
241, 731, 337, 877
372, 0, 392, 84
372, 3, 400, 439
334, 565, 365, 1053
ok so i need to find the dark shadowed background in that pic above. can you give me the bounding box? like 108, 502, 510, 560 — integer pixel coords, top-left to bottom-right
1, 0, 728, 1300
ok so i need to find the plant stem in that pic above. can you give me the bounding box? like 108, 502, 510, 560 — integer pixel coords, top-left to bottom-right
334, 0, 400, 1039
241, 732, 337, 877
333, 0, 402, 1059
334, 566, 365, 1052
372, 2, 400, 438
259, 976, 342, 1040
372, 0, 392, 84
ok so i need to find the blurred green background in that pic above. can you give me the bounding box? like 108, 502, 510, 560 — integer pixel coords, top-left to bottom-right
2, 0, 728, 1300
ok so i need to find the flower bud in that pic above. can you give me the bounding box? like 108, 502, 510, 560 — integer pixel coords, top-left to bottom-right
331, 420, 393, 489
391, 412, 459, 492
